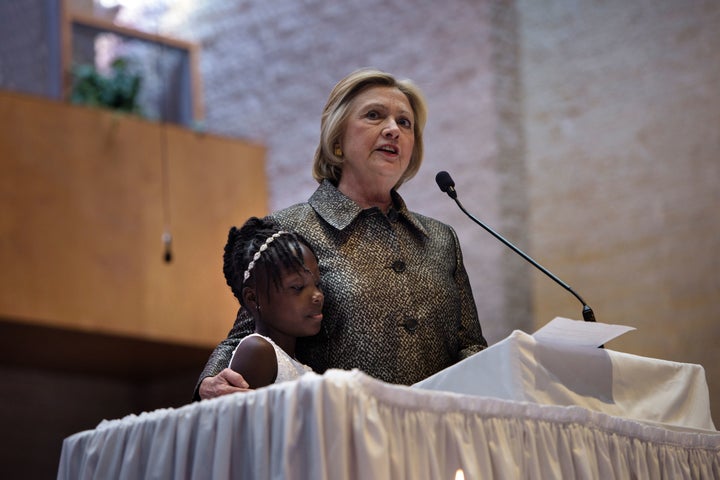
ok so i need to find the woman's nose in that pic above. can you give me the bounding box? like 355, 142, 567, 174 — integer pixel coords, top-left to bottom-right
383, 119, 400, 138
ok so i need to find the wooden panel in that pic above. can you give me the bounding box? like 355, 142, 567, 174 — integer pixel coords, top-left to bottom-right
0, 92, 266, 347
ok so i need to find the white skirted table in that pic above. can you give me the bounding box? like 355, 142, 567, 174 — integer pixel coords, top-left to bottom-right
58, 332, 720, 480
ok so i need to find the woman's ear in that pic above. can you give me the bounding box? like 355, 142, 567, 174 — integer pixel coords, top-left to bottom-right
242, 286, 258, 311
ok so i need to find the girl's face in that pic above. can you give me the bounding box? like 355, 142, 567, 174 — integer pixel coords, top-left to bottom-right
255, 243, 324, 339
338, 86, 415, 192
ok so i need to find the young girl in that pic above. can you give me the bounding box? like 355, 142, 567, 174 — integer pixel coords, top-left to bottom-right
222, 217, 324, 389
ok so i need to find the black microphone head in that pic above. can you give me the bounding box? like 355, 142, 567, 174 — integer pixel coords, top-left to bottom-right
435, 171, 457, 199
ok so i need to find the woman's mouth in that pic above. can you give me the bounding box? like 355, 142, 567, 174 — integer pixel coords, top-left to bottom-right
376, 144, 399, 155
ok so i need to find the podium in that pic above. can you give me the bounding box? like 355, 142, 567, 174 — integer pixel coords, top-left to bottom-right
58, 332, 720, 479
414, 329, 716, 432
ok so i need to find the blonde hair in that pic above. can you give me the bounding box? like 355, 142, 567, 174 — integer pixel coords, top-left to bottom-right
312, 68, 428, 189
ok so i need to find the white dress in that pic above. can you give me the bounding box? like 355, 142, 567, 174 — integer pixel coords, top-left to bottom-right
228, 333, 313, 384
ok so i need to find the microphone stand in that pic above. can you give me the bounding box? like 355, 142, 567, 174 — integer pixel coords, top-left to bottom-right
445, 185, 596, 323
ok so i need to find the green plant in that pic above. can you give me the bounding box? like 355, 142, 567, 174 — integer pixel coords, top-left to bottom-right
70, 57, 143, 115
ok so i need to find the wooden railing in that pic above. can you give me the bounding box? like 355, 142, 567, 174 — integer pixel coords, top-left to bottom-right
0, 92, 266, 350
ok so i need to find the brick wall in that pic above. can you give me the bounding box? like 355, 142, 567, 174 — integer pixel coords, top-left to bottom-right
119, 0, 525, 342
519, 0, 720, 421
122, 0, 720, 421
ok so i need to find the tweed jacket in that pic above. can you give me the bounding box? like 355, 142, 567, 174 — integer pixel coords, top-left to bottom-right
194, 180, 486, 400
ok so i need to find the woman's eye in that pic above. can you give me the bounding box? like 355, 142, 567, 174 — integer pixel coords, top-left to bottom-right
398, 118, 412, 128
366, 110, 380, 120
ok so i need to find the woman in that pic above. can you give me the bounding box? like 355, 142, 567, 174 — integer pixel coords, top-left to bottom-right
196, 68, 487, 400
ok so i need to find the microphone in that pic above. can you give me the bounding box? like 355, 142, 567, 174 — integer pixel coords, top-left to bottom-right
436, 171, 458, 199
435, 171, 596, 323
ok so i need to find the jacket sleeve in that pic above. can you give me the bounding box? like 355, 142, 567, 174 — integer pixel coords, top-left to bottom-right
192, 306, 254, 401
450, 226, 488, 359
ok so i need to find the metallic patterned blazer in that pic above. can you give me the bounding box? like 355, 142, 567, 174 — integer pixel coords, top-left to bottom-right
194, 180, 487, 400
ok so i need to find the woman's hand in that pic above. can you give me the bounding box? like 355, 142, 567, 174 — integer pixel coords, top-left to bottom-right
198, 368, 251, 399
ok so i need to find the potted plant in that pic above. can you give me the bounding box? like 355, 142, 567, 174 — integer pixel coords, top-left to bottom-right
70, 57, 143, 115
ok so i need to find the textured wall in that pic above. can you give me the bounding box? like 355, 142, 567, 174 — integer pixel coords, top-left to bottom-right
120, 4, 720, 426
0, 0, 62, 98
119, 0, 529, 343
518, 0, 720, 421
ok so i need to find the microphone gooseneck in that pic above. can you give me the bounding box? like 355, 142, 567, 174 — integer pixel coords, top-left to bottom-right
435, 171, 596, 323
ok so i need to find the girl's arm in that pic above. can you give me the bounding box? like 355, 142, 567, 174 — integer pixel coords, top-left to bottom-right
193, 307, 255, 401
229, 336, 278, 389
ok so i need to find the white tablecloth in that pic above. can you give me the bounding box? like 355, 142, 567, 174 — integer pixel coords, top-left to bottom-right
415, 330, 716, 432
58, 369, 720, 480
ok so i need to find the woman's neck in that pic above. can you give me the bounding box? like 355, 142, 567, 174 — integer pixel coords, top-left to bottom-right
337, 179, 393, 212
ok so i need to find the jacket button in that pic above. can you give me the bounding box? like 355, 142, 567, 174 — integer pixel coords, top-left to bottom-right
402, 318, 419, 332
392, 260, 406, 273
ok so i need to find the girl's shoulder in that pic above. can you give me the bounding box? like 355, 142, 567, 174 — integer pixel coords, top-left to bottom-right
231, 334, 278, 388
237, 332, 275, 351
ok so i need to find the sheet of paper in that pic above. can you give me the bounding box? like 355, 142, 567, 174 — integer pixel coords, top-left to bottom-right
532, 317, 636, 347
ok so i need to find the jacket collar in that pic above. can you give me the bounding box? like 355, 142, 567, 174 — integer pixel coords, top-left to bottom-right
309, 180, 428, 237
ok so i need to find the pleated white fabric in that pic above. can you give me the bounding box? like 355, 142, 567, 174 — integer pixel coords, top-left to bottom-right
415, 330, 716, 432
58, 369, 720, 480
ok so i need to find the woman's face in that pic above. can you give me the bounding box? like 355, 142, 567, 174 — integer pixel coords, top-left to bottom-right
338, 86, 415, 192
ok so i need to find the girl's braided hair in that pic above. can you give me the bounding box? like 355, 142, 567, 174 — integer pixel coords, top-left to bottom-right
223, 217, 315, 303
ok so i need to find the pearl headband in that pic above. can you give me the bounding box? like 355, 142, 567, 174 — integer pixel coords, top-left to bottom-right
242, 231, 287, 284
